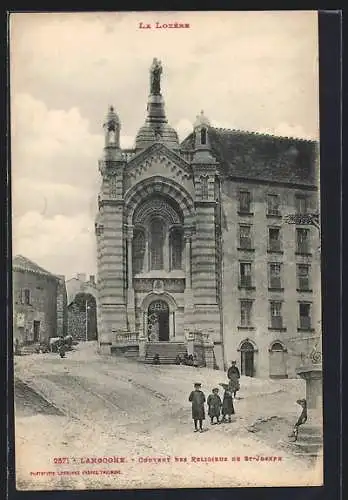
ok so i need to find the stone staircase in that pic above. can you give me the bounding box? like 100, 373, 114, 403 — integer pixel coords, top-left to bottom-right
281, 424, 323, 459
144, 342, 187, 364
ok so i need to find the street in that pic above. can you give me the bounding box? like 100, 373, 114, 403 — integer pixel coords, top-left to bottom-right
14, 342, 323, 490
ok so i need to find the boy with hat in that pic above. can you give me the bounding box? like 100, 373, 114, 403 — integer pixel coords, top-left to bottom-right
188, 383, 206, 432
207, 387, 222, 425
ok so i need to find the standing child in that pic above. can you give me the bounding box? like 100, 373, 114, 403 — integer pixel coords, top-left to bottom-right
221, 387, 235, 423
188, 383, 206, 432
207, 388, 222, 425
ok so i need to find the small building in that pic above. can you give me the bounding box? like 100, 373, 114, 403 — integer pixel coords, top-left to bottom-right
12, 255, 68, 346
66, 274, 98, 341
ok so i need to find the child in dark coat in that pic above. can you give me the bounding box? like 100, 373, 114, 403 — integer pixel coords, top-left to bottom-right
189, 383, 206, 432
221, 388, 235, 423
207, 388, 222, 425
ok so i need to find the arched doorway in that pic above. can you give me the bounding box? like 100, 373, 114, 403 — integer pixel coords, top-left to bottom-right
240, 341, 255, 377
147, 300, 169, 341
269, 342, 288, 379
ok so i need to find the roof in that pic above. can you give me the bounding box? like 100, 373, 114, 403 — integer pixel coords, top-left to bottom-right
180, 127, 318, 187
13, 255, 59, 279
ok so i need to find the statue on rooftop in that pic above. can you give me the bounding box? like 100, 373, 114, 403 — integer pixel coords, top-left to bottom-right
150, 58, 163, 95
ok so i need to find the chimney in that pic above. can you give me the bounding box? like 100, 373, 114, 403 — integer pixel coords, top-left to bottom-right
77, 273, 86, 283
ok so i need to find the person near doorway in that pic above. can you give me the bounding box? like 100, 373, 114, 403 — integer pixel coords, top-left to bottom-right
58, 343, 66, 358
188, 383, 206, 432
207, 387, 222, 425
227, 361, 240, 398
221, 386, 235, 423
152, 353, 161, 365
175, 354, 183, 365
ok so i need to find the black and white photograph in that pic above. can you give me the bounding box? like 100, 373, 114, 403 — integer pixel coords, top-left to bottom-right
10, 11, 323, 490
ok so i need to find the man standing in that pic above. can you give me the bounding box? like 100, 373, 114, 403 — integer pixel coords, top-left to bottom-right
188, 383, 206, 432
227, 361, 240, 398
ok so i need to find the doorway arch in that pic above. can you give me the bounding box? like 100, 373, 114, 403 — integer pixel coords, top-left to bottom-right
147, 300, 169, 341
240, 340, 256, 377
269, 341, 288, 379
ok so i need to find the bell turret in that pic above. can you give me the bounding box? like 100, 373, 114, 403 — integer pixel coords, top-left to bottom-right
192, 110, 215, 163
103, 105, 120, 149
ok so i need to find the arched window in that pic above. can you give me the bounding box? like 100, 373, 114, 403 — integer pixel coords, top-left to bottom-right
150, 218, 165, 270
200, 128, 207, 145
270, 342, 285, 352
201, 176, 208, 200
133, 229, 145, 274
170, 228, 183, 270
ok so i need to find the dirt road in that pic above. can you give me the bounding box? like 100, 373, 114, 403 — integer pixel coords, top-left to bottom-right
14, 343, 322, 490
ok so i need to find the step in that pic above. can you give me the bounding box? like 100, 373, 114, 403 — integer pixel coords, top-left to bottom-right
298, 433, 323, 443
144, 343, 188, 364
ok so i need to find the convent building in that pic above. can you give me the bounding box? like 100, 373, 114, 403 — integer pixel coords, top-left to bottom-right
95, 59, 320, 378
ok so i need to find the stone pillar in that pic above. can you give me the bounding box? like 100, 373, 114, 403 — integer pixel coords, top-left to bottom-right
138, 334, 147, 361
184, 229, 192, 289
185, 330, 194, 356
184, 228, 194, 329
169, 311, 175, 339
127, 226, 135, 331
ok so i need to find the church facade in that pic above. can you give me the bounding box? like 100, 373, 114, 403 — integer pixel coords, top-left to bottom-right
95, 59, 320, 377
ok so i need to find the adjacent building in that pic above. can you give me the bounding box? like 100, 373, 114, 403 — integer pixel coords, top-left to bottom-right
13, 255, 68, 346
95, 59, 320, 377
66, 274, 98, 341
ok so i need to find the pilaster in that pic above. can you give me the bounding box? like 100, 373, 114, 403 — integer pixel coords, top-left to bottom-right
126, 225, 136, 331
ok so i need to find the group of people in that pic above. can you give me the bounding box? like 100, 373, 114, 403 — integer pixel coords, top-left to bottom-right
175, 353, 199, 367
188, 361, 241, 432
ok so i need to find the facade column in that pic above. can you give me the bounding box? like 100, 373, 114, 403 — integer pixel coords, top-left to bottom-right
127, 225, 136, 331
184, 228, 192, 289
184, 227, 194, 325
169, 311, 175, 340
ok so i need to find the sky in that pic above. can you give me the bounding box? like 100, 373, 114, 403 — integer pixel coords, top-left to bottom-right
10, 11, 319, 279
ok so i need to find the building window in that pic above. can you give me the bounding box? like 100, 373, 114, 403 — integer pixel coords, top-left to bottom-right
267, 194, 280, 216
295, 195, 309, 214
240, 300, 253, 326
269, 263, 282, 289
170, 228, 183, 270
296, 228, 310, 254
299, 303, 312, 330
270, 301, 283, 329
150, 218, 165, 270
239, 225, 252, 250
297, 264, 310, 290
201, 177, 208, 200
21, 289, 31, 305
239, 191, 252, 214
133, 229, 146, 274
268, 227, 282, 252
200, 128, 207, 145
239, 262, 252, 288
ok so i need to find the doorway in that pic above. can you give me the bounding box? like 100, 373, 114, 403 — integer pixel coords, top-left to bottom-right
148, 300, 169, 341
269, 342, 288, 378
33, 321, 40, 342
240, 341, 255, 377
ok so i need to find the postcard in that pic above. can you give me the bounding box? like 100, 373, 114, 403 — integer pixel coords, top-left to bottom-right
10, 10, 323, 490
